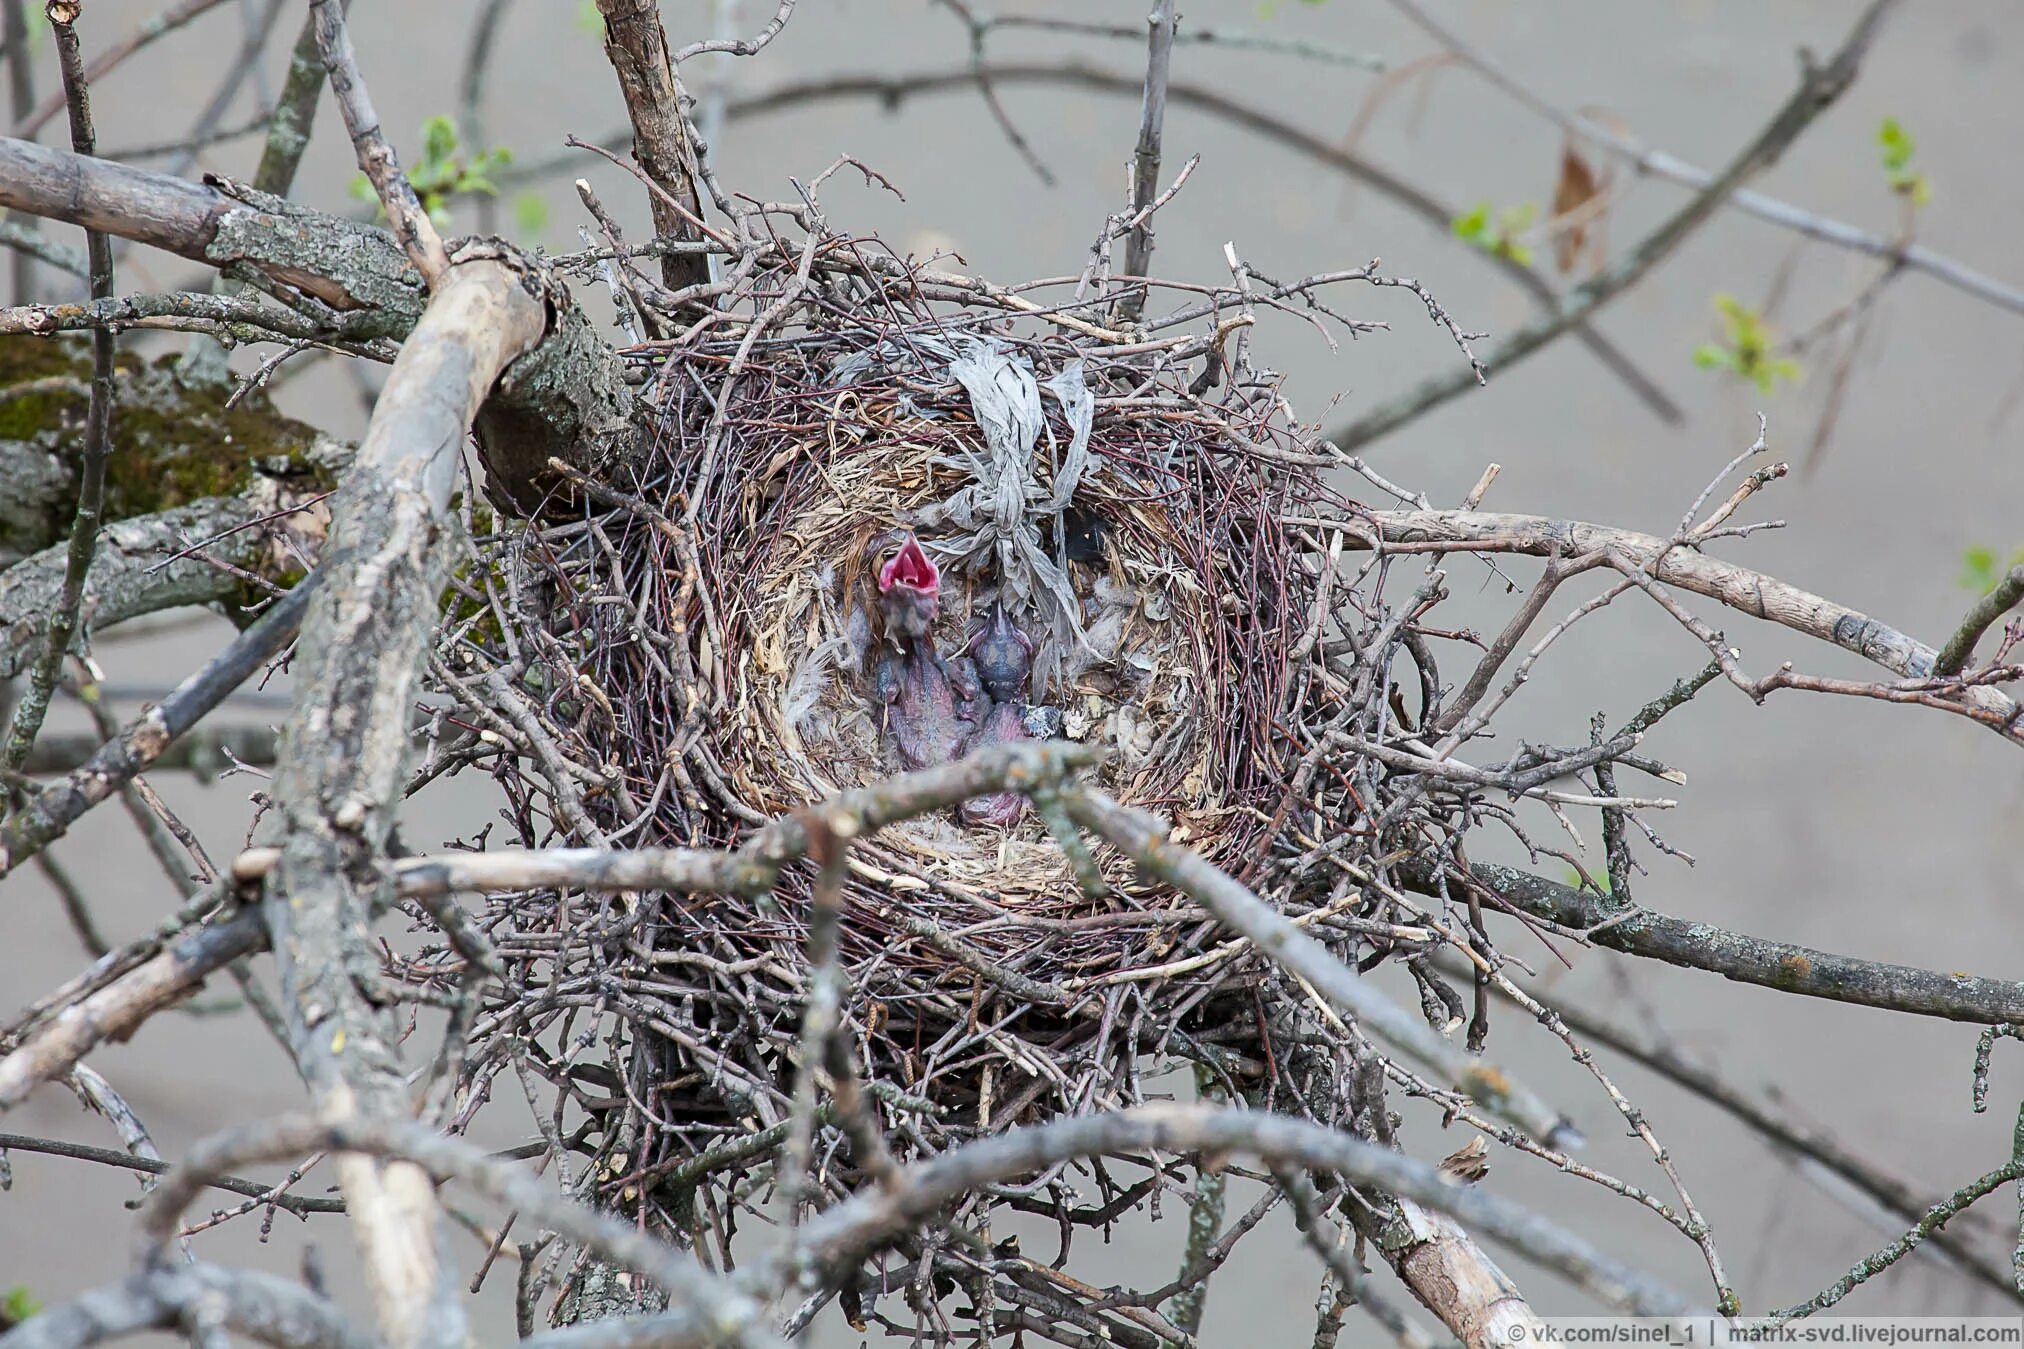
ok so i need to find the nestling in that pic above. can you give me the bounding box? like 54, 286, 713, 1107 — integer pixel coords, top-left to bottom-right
871, 534, 976, 771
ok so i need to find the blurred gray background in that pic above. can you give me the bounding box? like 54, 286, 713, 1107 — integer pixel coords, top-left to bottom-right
4, 0, 2023, 1339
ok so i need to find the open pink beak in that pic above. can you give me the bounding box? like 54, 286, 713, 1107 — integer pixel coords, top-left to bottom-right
879, 533, 939, 599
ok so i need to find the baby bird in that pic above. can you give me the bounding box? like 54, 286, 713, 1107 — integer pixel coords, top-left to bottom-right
872, 535, 975, 771
959, 603, 1039, 827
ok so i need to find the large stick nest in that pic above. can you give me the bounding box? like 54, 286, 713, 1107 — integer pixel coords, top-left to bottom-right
447, 226, 1415, 1246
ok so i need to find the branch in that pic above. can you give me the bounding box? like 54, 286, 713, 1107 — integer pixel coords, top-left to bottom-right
20, 724, 277, 777
1385, 0, 2024, 319
308, 0, 449, 283
136, 1116, 778, 1349
0, 1130, 343, 1215
785, 1105, 1695, 1317
1361, 509, 2024, 737
1329, 0, 1895, 449
1419, 859, 2024, 1025
0, 1264, 375, 1349
1934, 565, 2024, 677
0, 133, 423, 327
1061, 788, 1576, 1146
257, 254, 545, 1348
594, 0, 713, 292
2, 5, 117, 776
0, 907, 266, 1109
1529, 994, 2023, 1300
698, 63, 1683, 423
0, 576, 318, 881
1114, 0, 1176, 325
0, 136, 634, 509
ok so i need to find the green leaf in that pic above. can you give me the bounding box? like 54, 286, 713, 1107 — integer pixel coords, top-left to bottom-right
1450, 202, 1490, 241
1694, 294, 1799, 390
421, 114, 459, 167
2, 1288, 40, 1326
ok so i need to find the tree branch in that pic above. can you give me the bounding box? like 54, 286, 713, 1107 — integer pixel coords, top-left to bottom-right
1417, 859, 2024, 1025
1360, 509, 2024, 737
308, 0, 449, 284
1114, 0, 1175, 325
680, 63, 1685, 423
257, 253, 545, 1349
0, 575, 318, 881
0, 1264, 375, 1349
2, 5, 118, 776
786, 1105, 1695, 1317
1934, 565, 2024, 677
0, 906, 266, 1109
1329, 0, 1897, 449
594, 0, 712, 292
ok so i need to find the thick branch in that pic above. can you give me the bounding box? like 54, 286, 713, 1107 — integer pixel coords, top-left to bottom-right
0, 139, 634, 509
0, 134, 422, 326
594, 0, 712, 291
1417, 860, 2024, 1025
0, 1264, 375, 1349
0, 499, 289, 680
258, 252, 544, 1349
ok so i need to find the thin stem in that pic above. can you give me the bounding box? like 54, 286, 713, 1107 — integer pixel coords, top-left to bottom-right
1, 6, 113, 777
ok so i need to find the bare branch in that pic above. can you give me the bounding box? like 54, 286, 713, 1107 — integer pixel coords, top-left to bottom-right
0, 576, 316, 880
307, 0, 450, 283
0, 1264, 375, 1349
2, 4, 117, 776
699, 63, 1683, 424
1358, 509, 2024, 738
785, 1105, 1695, 1316
0, 907, 265, 1108
1385, 0, 2024, 318
1113, 0, 1176, 324
256, 254, 545, 1348
594, 0, 713, 292
1330, 0, 1897, 449
1424, 859, 2024, 1025
1934, 565, 2024, 677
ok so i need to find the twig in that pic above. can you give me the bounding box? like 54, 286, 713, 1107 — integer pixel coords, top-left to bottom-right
1, 4, 115, 777
307, 0, 449, 283
1114, 0, 1176, 325
0, 577, 317, 880
1934, 565, 2024, 677
1330, 0, 1897, 450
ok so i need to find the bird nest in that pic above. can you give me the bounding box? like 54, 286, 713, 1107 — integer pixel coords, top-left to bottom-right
451, 232, 1391, 1217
